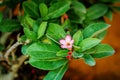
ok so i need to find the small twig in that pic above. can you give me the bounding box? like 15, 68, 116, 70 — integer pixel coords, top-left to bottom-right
4, 42, 23, 65
0, 57, 5, 61
0, 62, 12, 71
0, 52, 5, 61
11, 49, 17, 61
6, 39, 14, 50
17, 55, 29, 67
0, 55, 28, 80
11, 55, 28, 73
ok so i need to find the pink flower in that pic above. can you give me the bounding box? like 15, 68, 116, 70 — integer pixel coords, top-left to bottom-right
59, 35, 74, 50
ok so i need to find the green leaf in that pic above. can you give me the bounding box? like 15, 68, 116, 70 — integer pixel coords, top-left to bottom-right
21, 44, 30, 55
0, 19, 21, 32
29, 58, 68, 70
56, 50, 68, 57
62, 19, 70, 29
83, 54, 96, 66
27, 42, 60, 59
79, 38, 101, 52
24, 15, 35, 28
39, 3, 48, 17
33, 18, 42, 32
73, 30, 83, 46
37, 22, 47, 39
24, 27, 37, 41
83, 23, 110, 38
96, 30, 107, 40
44, 63, 68, 80
71, 1, 86, 13
44, 1, 70, 20
112, 6, 120, 12
104, 10, 113, 21
23, 1, 39, 18
0, 12, 3, 22
46, 23, 66, 41
91, 44, 115, 58
19, 35, 27, 42
72, 51, 83, 59
86, 4, 108, 20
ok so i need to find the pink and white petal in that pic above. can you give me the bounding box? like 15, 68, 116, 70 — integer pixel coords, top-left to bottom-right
70, 40, 74, 44
59, 39, 66, 44
61, 45, 67, 48
67, 45, 72, 49
65, 35, 71, 42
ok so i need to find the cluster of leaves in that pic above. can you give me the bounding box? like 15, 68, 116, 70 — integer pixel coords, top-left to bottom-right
0, 0, 120, 80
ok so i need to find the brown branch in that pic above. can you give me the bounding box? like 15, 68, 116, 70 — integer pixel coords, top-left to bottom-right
0, 55, 28, 80
11, 55, 28, 73
4, 42, 23, 65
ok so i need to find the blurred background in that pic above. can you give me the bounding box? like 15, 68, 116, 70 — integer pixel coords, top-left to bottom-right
64, 3, 120, 80
0, 1, 120, 80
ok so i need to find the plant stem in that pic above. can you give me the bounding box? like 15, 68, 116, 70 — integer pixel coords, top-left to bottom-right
4, 42, 23, 65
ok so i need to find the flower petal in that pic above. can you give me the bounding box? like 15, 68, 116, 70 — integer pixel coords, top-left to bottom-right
61, 45, 67, 48
67, 45, 72, 50
65, 35, 71, 42
70, 40, 74, 45
59, 39, 66, 45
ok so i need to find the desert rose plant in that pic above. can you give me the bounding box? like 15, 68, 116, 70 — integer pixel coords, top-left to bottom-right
0, 0, 120, 80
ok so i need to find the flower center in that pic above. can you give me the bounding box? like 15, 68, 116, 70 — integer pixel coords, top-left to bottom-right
66, 42, 70, 46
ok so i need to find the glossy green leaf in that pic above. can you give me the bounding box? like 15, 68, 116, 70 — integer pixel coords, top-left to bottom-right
112, 6, 120, 12
38, 22, 47, 39
0, 19, 21, 32
39, 3, 48, 17
23, 1, 39, 18
104, 10, 113, 21
33, 19, 42, 32
24, 27, 37, 41
27, 42, 60, 59
46, 23, 66, 41
29, 58, 68, 70
83, 23, 110, 38
91, 44, 115, 58
72, 51, 83, 59
86, 4, 108, 20
21, 44, 30, 55
83, 54, 96, 66
79, 38, 101, 52
44, 1, 70, 20
56, 50, 68, 57
24, 15, 35, 28
96, 30, 107, 40
19, 35, 27, 42
62, 19, 70, 28
73, 30, 83, 46
44, 63, 68, 80
72, 1, 86, 13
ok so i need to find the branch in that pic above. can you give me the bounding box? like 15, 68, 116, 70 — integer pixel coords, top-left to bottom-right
4, 42, 23, 65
